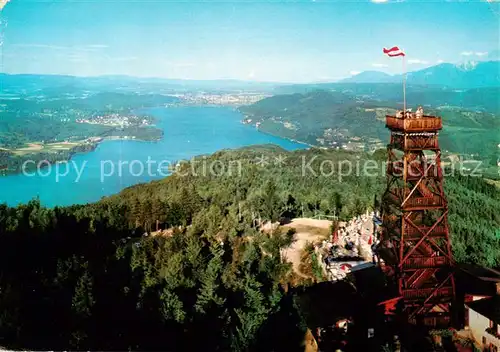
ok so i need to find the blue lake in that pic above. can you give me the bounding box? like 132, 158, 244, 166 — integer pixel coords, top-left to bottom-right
0, 106, 305, 207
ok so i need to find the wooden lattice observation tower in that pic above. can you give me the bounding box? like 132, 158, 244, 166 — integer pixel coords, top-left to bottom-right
378, 108, 456, 327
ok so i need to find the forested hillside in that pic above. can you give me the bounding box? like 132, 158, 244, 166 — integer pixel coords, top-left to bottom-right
0, 146, 499, 350
273, 83, 500, 114
239, 89, 500, 166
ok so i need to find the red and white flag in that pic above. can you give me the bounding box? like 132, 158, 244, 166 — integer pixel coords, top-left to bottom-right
383, 46, 405, 57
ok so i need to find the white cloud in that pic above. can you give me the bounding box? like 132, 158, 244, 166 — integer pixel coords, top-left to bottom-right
11, 43, 108, 52
110, 57, 138, 62
318, 76, 333, 80
175, 62, 195, 68
0, 0, 11, 11
69, 57, 88, 63
461, 51, 488, 57
371, 0, 389, 3
164, 61, 195, 68
372, 63, 389, 68
437, 59, 445, 64
13, 44, 68, 50
350, 70, 361, 75
87, 44, 108, 49
248, 70, 256, 79
408, 59, 429, 65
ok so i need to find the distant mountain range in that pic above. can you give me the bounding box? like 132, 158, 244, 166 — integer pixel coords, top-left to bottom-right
2, 59, 498, 95
340, 71, 394, 84
339, 61, 500, 89
0, 73, 280, 95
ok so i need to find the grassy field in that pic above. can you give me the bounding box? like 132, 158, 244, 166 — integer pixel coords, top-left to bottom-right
10, 141, 85, 156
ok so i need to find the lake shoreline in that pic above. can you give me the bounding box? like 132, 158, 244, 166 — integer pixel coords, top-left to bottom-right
0, 106, 306, 207
0, 134, 165, 177
255, 128, 316, 149
240, 122, 316, 149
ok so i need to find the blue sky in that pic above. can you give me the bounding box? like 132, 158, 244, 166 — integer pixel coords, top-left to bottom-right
1, 0, 499, 82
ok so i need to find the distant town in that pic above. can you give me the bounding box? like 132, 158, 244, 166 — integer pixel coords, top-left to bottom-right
171, 92, 269, 106
240, 115, 386, 153
76, 114, 153, 127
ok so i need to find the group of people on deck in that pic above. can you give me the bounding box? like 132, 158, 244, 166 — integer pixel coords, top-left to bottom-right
396, 106, 424, 119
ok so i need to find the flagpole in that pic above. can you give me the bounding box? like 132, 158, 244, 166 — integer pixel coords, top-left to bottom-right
403, 54, 406, 113
383, 46, 407, 112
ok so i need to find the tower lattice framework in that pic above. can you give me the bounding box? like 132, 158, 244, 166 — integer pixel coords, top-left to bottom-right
379, 111, 455, 327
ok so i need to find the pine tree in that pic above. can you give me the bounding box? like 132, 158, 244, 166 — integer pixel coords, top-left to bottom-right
142, 199, 153, 232
131, 197, 142, 228
194, 243, 225, 313
159, 288, 185, 323
72, 265, 95, 318
263, 180, 280, 222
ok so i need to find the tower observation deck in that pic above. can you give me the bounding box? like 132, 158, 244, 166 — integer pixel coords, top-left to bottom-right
378, 108, 455, 327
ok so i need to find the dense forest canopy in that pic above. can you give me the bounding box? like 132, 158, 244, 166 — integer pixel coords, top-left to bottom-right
0, 146, 499, 350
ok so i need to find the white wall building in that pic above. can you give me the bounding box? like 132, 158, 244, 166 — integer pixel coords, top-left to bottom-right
466, 295, 500, 352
